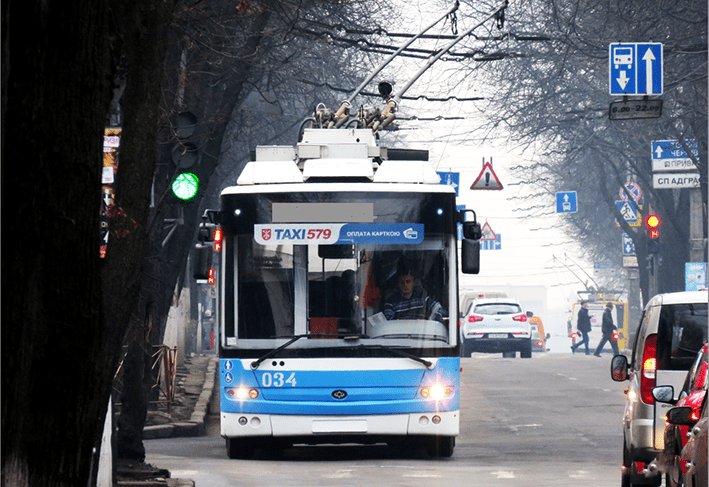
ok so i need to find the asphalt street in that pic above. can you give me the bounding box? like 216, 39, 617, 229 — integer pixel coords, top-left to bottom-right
146, 352, 629, 486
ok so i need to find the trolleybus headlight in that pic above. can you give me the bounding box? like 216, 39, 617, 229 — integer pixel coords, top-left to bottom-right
228, 387, 259, 400
420, 383, 454, 400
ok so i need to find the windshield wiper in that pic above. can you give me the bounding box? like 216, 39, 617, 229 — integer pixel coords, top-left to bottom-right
375, 333, 448, 342
356, 345, 433, 369
250, 333, 369, 369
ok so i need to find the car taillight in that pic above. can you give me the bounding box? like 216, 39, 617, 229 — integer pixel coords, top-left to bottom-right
213, 228, 223, 252
536, 341, 544, 347
612, 332, 619, 340
512, 314, 527, 322
691, 408, 702, 422
640, 334, 657, 404
468, 315, 484, 322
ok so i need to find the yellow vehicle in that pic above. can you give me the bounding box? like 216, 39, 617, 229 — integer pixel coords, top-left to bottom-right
569, 293, 629, 351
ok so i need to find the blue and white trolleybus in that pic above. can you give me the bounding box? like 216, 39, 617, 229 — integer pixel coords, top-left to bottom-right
195, 127, 481, 458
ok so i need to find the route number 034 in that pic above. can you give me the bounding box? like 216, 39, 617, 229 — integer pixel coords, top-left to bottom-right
261, 372, 297, 387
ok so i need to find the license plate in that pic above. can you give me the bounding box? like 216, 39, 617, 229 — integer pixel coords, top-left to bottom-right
488, 333, 508, 339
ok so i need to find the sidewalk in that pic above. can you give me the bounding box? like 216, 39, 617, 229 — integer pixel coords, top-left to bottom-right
143, 354, 219, 439
116, 354, 218, 487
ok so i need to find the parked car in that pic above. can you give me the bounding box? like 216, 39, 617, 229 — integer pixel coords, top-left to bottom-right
528, 313, 548, 352
664, 393, 708, 487
610, 291, 708, 487
652, 344, 708, 487
460, 298, 532, 358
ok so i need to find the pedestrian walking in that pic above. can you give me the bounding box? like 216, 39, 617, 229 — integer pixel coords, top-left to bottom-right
571, 301, 592, 355
593, 302, 619, 357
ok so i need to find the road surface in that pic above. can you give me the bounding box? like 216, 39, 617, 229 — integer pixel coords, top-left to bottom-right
146, 353, 628, 486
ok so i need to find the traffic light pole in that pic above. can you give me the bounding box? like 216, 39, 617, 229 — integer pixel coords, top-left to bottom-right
646, 252, 658, 298
689, 189, 706, 262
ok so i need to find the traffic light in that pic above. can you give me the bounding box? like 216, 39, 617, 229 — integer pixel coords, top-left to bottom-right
170, 111, 201, 201
646, 214, 660, 239
645, 214, 661, 254
172, 172, 199, 200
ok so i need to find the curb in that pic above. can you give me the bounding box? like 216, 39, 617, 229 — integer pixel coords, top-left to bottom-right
143, 357, 218, 440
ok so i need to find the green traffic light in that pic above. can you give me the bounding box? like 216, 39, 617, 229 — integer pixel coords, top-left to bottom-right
172, 173, 199, 200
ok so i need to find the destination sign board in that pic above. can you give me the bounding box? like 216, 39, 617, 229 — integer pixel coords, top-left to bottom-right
652, 173, 701, 189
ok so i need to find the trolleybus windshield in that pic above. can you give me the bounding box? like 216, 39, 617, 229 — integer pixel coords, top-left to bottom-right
221, 191, 457, 353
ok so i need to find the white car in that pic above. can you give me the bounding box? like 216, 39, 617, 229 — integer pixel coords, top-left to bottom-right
460, 298, 532, 358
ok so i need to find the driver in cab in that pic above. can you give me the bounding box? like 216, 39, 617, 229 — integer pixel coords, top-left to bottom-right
383, 270, 446, 322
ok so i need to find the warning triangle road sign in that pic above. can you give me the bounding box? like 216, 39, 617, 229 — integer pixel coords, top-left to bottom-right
480, 221, 497, 241
471, 162, 503, 190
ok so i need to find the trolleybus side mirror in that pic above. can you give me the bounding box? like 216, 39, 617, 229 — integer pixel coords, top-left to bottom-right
193, 243, 213, 280
461, 239, 480, 274
459, 209, 481, 275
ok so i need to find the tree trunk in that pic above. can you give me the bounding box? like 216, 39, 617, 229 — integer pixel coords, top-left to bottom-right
113, 4, 274, 457
1, 0, 115, 485
101, 0, 179, 461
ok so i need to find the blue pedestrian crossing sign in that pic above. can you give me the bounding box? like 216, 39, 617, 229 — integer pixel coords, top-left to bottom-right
615, 200, 640, 226
609, 43, 663, 95
556, 191, 577, 213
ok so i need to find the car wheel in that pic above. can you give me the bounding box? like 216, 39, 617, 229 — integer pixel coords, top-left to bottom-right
226, 438, 255, 459
502, 351, 516, 358
426, 435, 455, 458
622, 438, 631, 487
520, 344, 532, 359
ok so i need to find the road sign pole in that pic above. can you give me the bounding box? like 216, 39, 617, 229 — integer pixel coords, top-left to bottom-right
690, 189, 706, 262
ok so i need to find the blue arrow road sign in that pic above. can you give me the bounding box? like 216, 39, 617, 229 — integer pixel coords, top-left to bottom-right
556, 191, 577, 213
609, 43, 663, 95
480, 233, 501, 250
651, 139, 699, 171
622, 233, 635, 256
438, 171, 460, 196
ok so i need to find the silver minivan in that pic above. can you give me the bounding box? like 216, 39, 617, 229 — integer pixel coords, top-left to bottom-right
610, 291, 708, 487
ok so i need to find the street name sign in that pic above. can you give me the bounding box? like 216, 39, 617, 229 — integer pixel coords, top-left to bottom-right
594, 262, 617, 278
651, 139, 699, 171
609, 43, 663, 96
652, 173, 701, 189
556, 191, 577, 213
